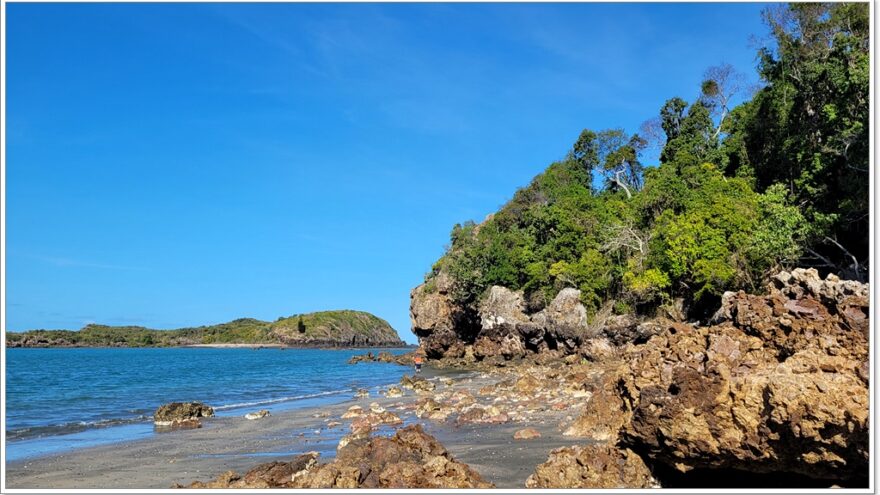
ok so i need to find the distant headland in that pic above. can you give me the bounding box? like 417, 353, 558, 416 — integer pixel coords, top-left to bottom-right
6, 310, 406, 348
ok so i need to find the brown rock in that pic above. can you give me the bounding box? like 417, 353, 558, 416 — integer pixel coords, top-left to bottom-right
622, 273, 869, 481
525, 445, 656, 488
513, 428, 541, 440
153, 402, 214, 426
293, 425, 493, 489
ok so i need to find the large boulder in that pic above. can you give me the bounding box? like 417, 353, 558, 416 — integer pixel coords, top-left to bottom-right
525, 445, 656, 488
620, 273, 869, 482
473, 286, 530, 360
410, 272, 475, 360
153, 402, 214, 427
291, 425, 493, 488
530, 288, 591, 350
479, 286, 529, 332
185, 426, 491, 489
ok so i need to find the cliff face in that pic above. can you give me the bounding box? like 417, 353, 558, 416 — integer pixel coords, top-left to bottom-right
410, 272, 631, 365
7, 310, 405, 348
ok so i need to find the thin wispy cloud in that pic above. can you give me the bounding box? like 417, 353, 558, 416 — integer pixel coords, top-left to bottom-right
24, 254, 148, 271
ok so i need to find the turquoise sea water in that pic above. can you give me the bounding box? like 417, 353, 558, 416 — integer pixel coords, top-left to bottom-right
5, 347, 412, 461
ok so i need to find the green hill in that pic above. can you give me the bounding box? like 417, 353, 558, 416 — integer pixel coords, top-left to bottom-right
6, 310, 405, 348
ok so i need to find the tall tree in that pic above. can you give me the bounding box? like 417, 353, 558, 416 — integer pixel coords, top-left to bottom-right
722, 2, 869, 279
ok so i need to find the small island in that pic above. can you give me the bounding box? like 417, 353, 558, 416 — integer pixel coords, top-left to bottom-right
6, 310, 407, 348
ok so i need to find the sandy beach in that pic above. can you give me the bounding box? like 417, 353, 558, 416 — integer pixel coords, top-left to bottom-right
5, 368, 583, 489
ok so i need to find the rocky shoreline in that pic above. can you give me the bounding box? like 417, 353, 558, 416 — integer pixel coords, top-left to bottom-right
178, 268, 869, 489
7, 269, 869, 489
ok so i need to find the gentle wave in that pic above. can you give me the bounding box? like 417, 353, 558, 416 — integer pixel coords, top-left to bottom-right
7, 389, 357, 441
7, 415, 152, 441
212, 389, 353, 411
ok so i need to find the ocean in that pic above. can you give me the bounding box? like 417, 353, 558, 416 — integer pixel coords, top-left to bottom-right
5, 347, 413, 461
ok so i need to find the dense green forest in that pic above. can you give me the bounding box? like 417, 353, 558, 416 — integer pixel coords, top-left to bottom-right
6, 310, 405, 347
428, 3, 868, 319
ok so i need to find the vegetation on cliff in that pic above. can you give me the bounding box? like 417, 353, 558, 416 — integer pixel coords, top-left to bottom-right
6, 310, 405, 348
426, 3, 868, 320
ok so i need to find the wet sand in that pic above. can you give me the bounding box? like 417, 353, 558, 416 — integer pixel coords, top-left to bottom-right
5, 370, 585, 489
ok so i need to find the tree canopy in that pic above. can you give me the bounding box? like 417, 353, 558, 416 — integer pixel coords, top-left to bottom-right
426, 3, 867, 320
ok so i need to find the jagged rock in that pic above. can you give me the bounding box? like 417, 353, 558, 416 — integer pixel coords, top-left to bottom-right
400, 375, 435, 393
349, 351, 415, 366
291, 425, 493, 488
341, 405, 364, 419
564, 366, 628, 442
531, 288, 591, 349
348, 351, 375, 364
602, 315, 664, 346
410, 271, 468, 360
182, 452, 319, 488
513, 428, 541, 440
621, 274, 869, 482
416, 397, 452, 421
349, 411, 403, 431
153, 402, 214, 427
354, 388, 370, 399
526, 445, 656, 488
244, 409, 270, 420
479, 286, 529, 331
384, 386, 404, 398
579, 337, 616, 361
456, 405, 509, 425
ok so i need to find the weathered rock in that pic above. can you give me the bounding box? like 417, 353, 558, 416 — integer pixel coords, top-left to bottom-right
531, 288, 591, 350
564, 366, 629, 442
479, 286, 529, 331
349, 411, 403, 431
354, 388, 370, 399
349, 351, 415, 366
526, 445, 656, 488
244, 409, 270, 420
291, 425, 493, 488
513, 428, 541, 440
400, 375, 436, 393
475, 287, 529, 360
153, 402, 214, 427
341, 405, 364, 419
410, 270, 471, 360
183, 452, 319, 488
384, 386, 404, 398
621, 274, 869, 482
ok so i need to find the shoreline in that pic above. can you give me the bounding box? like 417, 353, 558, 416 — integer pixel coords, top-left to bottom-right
5, 367, 579, 489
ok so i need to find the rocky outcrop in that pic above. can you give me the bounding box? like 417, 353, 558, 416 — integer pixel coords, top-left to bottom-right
400, 375, 436, 393
526, 445, 657, 488
153, 402, 214, 428
620, 270, 869, 482
411, 281, 604, 363
348, 351, 415, 366
186, 425, 493, 489
563, 363, 629, 443
182, 452, 320, 488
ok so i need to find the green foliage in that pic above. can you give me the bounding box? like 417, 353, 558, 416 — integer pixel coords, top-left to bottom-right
429, 3, 865, 319
722, 2, 869, 278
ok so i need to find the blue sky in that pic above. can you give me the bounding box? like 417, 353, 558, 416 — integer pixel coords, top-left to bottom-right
6, 3, 771, 343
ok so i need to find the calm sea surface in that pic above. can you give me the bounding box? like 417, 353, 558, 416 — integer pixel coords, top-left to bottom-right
5, 347, 412, 460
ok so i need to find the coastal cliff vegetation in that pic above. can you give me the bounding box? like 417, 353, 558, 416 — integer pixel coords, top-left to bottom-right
426, 3, 868, 321
6, 310, 405, 348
